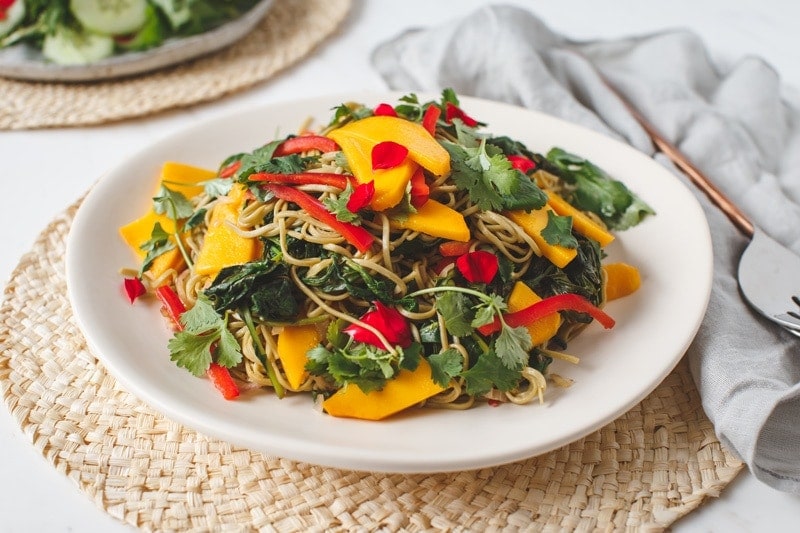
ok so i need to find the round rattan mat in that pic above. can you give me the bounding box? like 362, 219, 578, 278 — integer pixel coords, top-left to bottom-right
0, 200, 743, 532
0, 0, 351, 130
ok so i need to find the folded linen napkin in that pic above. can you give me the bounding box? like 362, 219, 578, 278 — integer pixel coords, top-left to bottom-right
372, 5, 800, 493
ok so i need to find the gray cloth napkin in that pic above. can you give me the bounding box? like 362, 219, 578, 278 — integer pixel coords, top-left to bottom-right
372, 4, 800, 493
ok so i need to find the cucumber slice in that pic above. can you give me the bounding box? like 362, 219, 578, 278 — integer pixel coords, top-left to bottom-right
69, 0, 148, 35
0, 0, 26, 38
42, 26, 114, 65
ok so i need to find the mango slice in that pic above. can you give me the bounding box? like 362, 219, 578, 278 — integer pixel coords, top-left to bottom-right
322, 359, 445, 420
603, 262, 641, 301
392, 199, 470, 242
277, 324, 322, 390
546, 192, 614, 247
328, 115, 450, 177
330, 133, 418, 211
505, 207, 578, 268
507, 282, 561, 346
194, 185, 263, 277
160, 161, 216, 198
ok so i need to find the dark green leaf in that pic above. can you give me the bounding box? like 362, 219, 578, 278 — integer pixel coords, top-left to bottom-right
546, 147, 655, 230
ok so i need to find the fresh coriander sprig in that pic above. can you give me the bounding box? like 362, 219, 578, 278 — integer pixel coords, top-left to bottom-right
150, 184, 205, 271
407, 286, 532, 369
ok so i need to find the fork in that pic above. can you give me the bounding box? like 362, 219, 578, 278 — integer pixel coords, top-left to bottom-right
603, 79, 800, 335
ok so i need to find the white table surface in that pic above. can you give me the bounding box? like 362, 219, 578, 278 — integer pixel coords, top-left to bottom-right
2, 1, 800, 531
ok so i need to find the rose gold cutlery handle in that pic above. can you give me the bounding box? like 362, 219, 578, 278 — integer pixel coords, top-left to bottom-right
608, 84, 755, 238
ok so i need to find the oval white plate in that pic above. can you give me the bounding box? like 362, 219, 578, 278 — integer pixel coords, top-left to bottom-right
0, 0, 273, 82
66, 92, 712, 473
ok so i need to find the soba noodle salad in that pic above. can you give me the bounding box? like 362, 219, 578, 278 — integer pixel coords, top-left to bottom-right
120, 90, 654, 420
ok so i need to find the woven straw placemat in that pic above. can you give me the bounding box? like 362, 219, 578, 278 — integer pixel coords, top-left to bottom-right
0, 0, 351, 130
0, 200, 743, 532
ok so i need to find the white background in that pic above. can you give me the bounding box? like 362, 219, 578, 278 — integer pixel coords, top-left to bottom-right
2, 1, 800, 531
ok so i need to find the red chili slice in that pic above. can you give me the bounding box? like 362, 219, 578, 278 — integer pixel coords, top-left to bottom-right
273, 135, 339, 156
266, 184, 375, 253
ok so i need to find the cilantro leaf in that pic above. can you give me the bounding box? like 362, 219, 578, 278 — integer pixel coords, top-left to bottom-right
203, 178, 233, 198
323, 183, 361, 223
153, 185, 195, 220
167, 295, 243, 377
461, 351, 522, 396
435, 290, 475, 337
398, 342, 423, 372
444, 139, 546, 212
541, 211, 579, 248
428, 348, 463, 387
168, 331, 215, 376
494, 325, 532, 369
138, 222, 176, 275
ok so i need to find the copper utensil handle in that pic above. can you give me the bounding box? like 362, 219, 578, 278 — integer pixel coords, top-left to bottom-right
611, 86, 755, 238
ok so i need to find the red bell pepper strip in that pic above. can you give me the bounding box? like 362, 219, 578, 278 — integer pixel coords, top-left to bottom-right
155, 284, 187, 330
248, 172, 352, 189
207, 363, 240, 400
422, 104, 441, 136
266, 184, 375, 253
439, 240, 473, 257
155, 285, 240, 400
507, 155, 537, 174
409, 167, 429, 208
218, 160, 241, 178
477, 293, 615, 336
273, 135, 339, 156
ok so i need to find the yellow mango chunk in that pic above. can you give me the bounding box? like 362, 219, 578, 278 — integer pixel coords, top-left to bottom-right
119, 210, 184, 279
119, 210, 177, 258
603, 262, 641, 301
328, 115, 450, 177
392, 199, 470, 242
323, 359, 445, 420
547, 192, 614, 247
159, 161, 216, 198
330, 133, 418, 211
507, 282, 561, 346
194, 185, 262, 278
505, 207, 578, 268
277, 325, 322, 390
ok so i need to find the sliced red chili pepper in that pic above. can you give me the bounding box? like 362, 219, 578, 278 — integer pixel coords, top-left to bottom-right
371, 141, 409, 170
444, 102, 479, 127
248, 172, 351, 189
343, 301, 412, 349
273, 135, 339, 156
477, 293, 615, 336
409, 167, 430, 208
374, 103, 398, 117
218, 160, 241, 178
346, 181, 375, 212
207, 362, 240, 400
266, 184, 375, 253
439, 240, 473, 257
155, 285, 187, 331
123, 277, 146, 304
422, 104, 441, 136
507, 155, 537, 174
456, 250, 499, 284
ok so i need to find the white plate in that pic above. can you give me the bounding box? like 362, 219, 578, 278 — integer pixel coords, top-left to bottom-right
66, 92, 712, 473
0, 0, 273, 82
